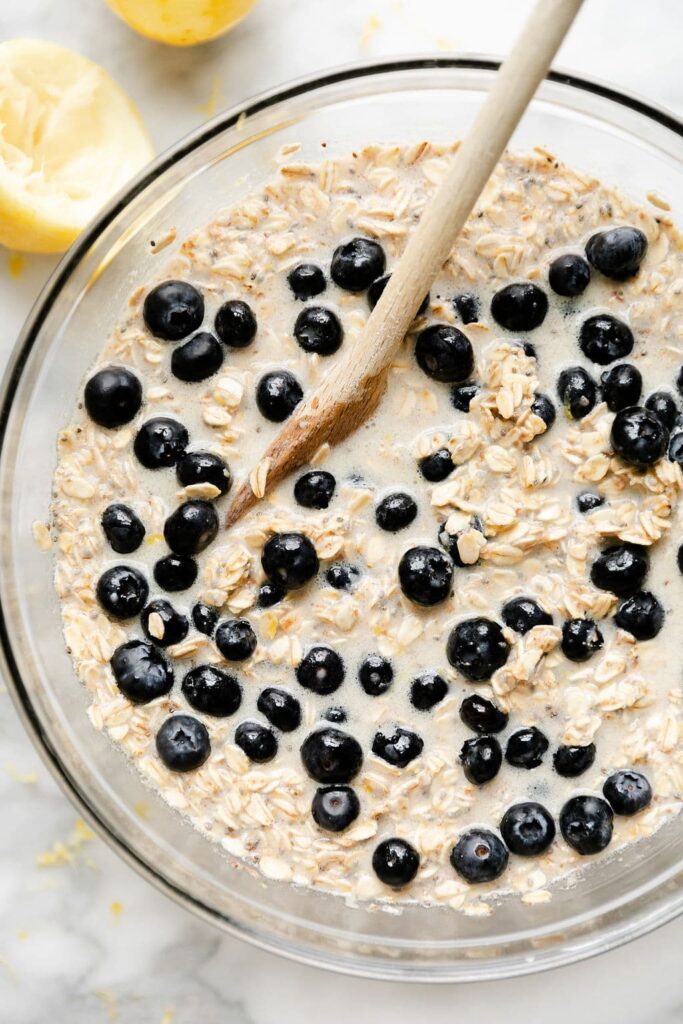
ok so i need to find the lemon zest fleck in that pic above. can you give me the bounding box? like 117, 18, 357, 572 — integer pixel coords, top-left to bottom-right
35, 818, 96, 868
359, 14, 382, 50
95, 989, 119, 1021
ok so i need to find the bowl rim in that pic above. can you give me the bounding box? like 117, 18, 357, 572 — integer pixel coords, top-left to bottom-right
2, 54, 683, 983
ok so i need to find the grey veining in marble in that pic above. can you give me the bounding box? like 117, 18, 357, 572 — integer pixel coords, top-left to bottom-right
2, 1, 683, 1020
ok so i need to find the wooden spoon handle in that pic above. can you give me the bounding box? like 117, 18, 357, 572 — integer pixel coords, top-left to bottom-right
226, 0, 584, 527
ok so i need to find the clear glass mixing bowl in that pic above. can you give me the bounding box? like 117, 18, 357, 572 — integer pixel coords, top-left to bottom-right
2, 57, 683, 982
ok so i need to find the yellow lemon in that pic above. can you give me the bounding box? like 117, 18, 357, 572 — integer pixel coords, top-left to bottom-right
105, 0, 258, 47
0, 39, 154, 254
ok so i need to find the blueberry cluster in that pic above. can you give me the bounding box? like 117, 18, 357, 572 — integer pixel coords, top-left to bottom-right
87, 222, 669, 893
371, 766, 652, 888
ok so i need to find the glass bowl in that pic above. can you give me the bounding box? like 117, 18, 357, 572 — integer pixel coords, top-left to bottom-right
2, 57, 683, 983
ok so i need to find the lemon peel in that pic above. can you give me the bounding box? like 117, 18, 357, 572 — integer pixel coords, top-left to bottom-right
105, 0, 258, 47
0, 39, 154, 254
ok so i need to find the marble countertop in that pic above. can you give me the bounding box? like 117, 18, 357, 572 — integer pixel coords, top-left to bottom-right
2, 1, 683, 1020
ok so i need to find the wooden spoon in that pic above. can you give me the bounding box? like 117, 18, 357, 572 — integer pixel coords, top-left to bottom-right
226, 0, 584, 528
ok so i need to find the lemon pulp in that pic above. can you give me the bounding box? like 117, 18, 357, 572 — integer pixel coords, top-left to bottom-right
0, 39, 154, 254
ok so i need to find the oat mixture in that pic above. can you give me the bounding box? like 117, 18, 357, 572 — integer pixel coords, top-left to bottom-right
47, 143, 683, 911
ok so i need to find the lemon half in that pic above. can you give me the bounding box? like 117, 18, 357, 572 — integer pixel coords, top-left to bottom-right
105, 0, 258, 47
0, 39, 154, 254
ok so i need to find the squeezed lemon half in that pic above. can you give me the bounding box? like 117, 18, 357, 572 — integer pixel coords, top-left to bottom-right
0, 39, 154, 254
105, 0, 258, 46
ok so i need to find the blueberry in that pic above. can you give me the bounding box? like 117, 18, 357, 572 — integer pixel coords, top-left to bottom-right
501, 596, 553, 634
614, 591, 664, 640
600, 363, 642, 412
97, 565, 148, 619
500, 802, 556, 856
560, 795, 613, 854
611, 406, 669, 467
375, 492, 417, 532
450, 828, 508, 884
368, 273, 429, 314
358, 654, 393, 696
577, 491, 604, 514
164, 500, 218, 558
446, 617, 509, 681
141, 599, 188, 647
453, 292, 480, 324
300, 727, 363, 783
235, 721, 277, 763
557, 366, 597, 419
296, 646, 345, 695
372, 726, 423, 767
311, 786, 360, 832
331, 237, 385, 292
214, 299, 257, 348
257, 688, 301, 732
585, 226, 648, 280
293, 306, 343, 355
372, 838, 419, 888
84, 366, 142, 428
460, 735, 502, 785
182, 665, 242, 717
153, 554, 197, 592
580, 314, 634, 365
134, 417, 188, 469
591, 543, 648, 596
215, 618, 257, 661
491, 282, 548, 332
294, 470, 336, 509
192, 602, 218, 637
143, 280, 204, 341
110, 639, 173, 703
548, 253, 591, 297
531, 393, 556, 427
262, 532, 319, 590
603, 769, 652, 815
645, 390, 678, 430
398, 546, 453, 606
325, 562, 361, 591
554, 743, 596, 777
257, 581, 286, 607
176, 450, 231, 497
415, 324, 473, 383
410, 671, 448, 711
669, 431, 683, 467
451, 381, 479, 412
505, 727, 549, 770
171, 332, 224, 382
156, 714, 210, 772
419, 448, 454, 482
561, 618, 604, 661
459, 694, 508, 734
256, 370, 303, 422
322, 706, 347, 724
287, 263, 326, 300
101, 504, 145, 554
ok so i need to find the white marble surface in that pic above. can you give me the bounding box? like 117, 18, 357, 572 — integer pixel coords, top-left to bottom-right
3, 1, 683, 1020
